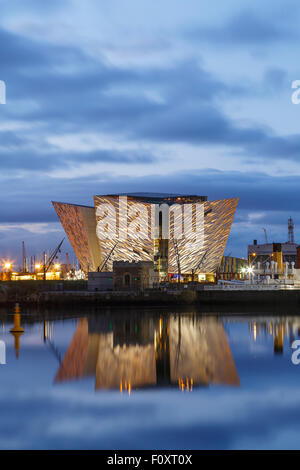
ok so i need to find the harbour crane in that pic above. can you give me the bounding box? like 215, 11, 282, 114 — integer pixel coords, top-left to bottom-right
98, 240, 118, 272
66, 252, 71, 272
43, 238, 65, 280
172, 239, 181, 283
194, 249, 209, 273
191, 249, 210, 283
22, 241, 27, 273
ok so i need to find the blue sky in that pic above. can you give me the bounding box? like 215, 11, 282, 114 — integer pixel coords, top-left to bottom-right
1, 0, 300, 263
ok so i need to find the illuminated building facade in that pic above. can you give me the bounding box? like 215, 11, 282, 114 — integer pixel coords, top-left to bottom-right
217, 256, 248, 280
53, 193, 238, 281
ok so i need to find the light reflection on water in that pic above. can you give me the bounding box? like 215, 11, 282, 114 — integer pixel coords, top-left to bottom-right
0, 308, 300, 449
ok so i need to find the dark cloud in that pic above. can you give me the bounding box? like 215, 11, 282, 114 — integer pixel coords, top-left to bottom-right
0, 28, 48, 70
0, 130, 26, 146
263, 67, 288, 93
0, 25, 299, 164
1, 168, 299, 222
0, 8, 300, 259
187, 9, 296, 45
0, 146, 156, 171
132, 103, 267, 147
1, 0, 69, 14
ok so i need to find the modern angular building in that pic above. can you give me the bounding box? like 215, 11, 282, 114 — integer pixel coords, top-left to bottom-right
52, 193, 238, 282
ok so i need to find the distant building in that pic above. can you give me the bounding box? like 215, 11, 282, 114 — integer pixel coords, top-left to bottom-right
248, 218, 299, 266
248, 241, 298, 266
217, 256, 248, 280
9, 271, 61, 281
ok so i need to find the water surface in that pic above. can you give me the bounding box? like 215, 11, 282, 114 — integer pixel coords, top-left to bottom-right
0, 308, 299, 450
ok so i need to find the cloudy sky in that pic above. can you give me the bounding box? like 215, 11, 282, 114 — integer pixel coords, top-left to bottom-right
1, 0, 300, 264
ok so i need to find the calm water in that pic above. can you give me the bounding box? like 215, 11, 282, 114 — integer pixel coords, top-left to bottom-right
0, 307, 300, 450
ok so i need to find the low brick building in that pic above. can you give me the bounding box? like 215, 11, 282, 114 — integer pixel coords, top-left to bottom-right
113, 261, 158, 290
88, 272, 113, 291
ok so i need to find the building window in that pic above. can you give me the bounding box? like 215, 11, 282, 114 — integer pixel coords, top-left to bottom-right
124, 273, 131, 287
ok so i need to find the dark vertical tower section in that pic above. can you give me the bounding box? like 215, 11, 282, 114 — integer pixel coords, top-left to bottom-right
288, 217, 295, 243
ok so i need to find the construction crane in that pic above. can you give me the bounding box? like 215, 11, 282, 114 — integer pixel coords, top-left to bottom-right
194, 249, 210, 274
263, 228, 268, 244
99, 240, 118, 272
43, 238, 64, 280
22, 241, 27, 273
172, 239, 181, 284
66, 252, 71, 272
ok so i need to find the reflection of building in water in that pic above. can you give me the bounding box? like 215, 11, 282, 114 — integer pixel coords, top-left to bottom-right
274, 326, 284, 354
248, 317, 300, 355
55, 315, 240, 391
169, 317, 239, 387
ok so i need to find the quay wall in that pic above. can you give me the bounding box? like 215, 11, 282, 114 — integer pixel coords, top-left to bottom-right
1, 281, 300, 308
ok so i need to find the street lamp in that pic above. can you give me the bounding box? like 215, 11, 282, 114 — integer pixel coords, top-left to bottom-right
247, 266, 254, 284
3, 261, 12, 281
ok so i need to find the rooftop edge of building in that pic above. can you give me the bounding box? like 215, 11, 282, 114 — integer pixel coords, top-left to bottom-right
51, 201, 94, 209
52, 196, 241, 208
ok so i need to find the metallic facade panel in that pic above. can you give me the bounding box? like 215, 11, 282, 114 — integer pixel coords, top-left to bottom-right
52, 201, 100, 271
201, 198, 238, 273
80, 205, 102, 271
168, 198, 238, 274
94, 195, 154, 271
53, 195, 238, 275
